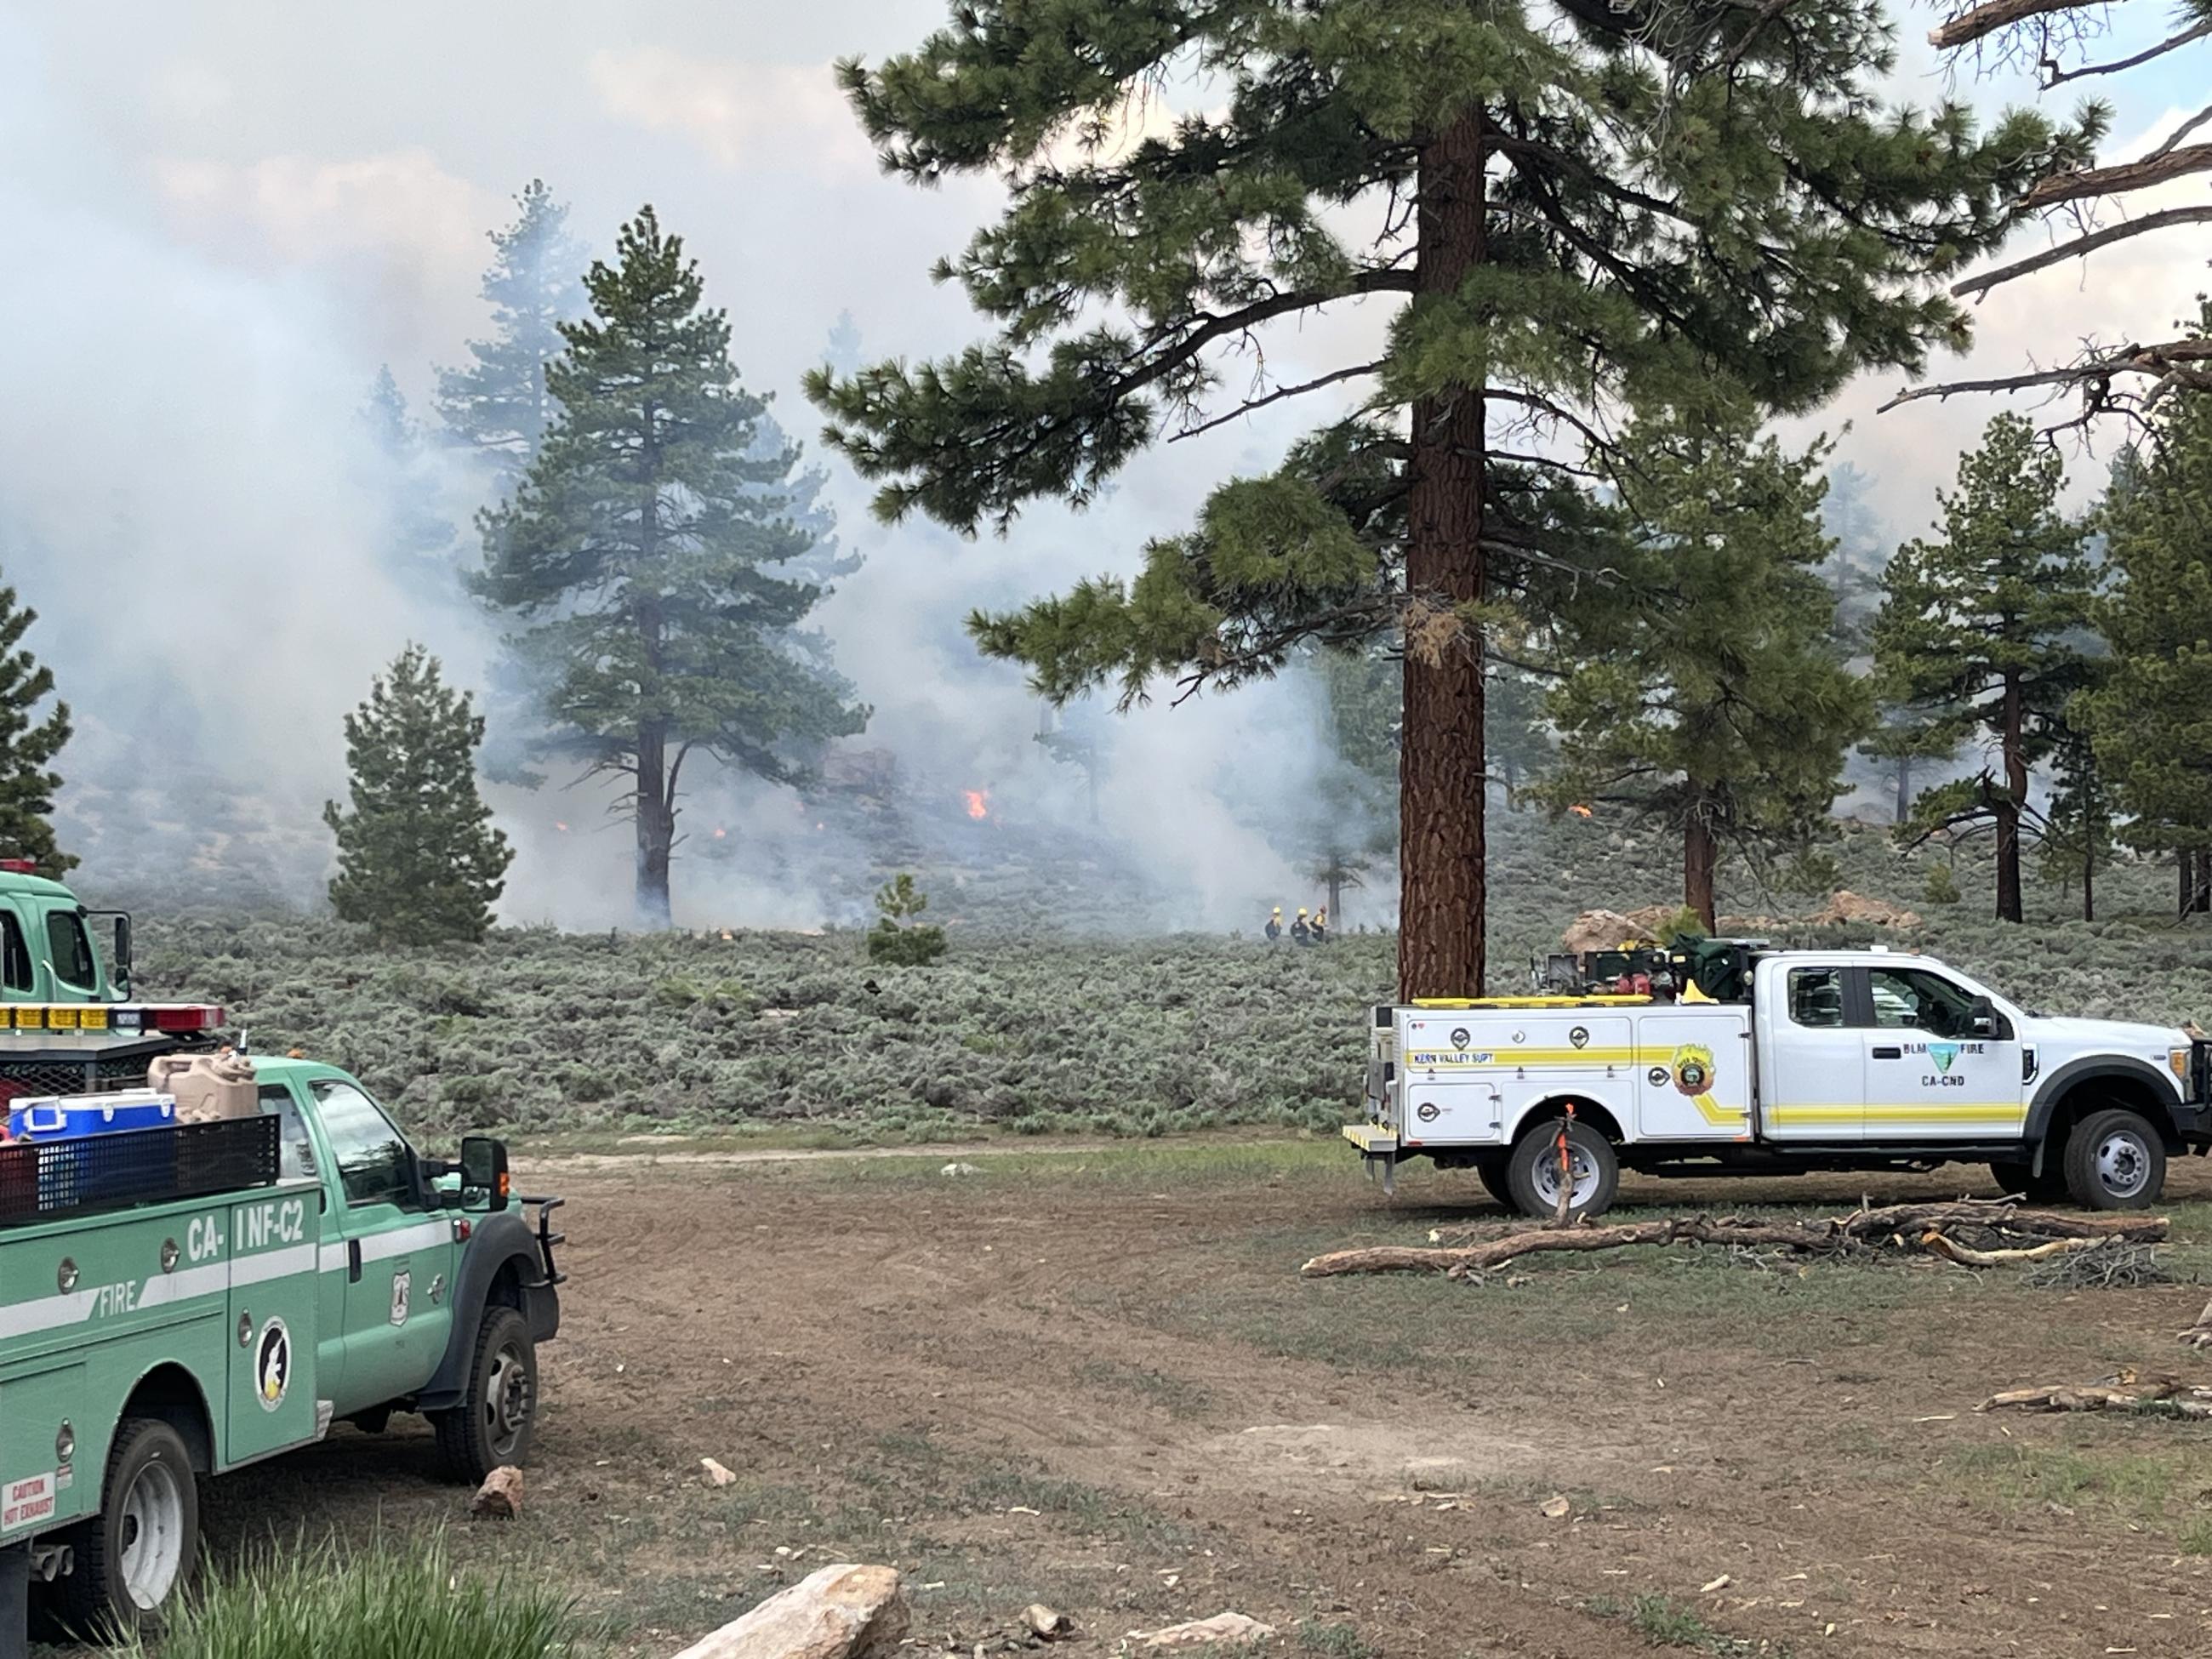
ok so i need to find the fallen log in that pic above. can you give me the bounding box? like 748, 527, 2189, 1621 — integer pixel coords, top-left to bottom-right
1300, 1201, 2167, 1279
1980, 1370, 2212, 1419
2180, 1294, 2212, 1349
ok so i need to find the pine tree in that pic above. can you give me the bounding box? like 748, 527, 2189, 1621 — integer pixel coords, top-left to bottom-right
1871, 413, 2099, 923
476, 207, 869, 926
2079, 372, 2212, 917
2038, 710, 2113, 922
1529, 408, 1870, 929
362, 368, 459, 580
809, 0, 2088, 996
322, 645, 510, 945
1857, 701, 1958, 826
0, 582, 73, 877
1819, 462, 1890, 650
436, 180, 590, 479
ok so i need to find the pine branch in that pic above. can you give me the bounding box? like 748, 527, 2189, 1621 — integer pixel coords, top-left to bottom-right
2044, 19, 2212, 85
1167, 362, 1383, 443
1953, 206, 2212, 300
1879, 338, 2212, 411
2147, 103, 2212, 163
1929, 0, 2095, 51
2021, 144, 2212, 210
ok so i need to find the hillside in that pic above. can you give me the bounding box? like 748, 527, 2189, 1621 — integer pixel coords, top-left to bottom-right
123, 808, 2211, 1141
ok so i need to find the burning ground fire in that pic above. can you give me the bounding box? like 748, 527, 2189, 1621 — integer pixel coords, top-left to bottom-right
964, 789, 990, 820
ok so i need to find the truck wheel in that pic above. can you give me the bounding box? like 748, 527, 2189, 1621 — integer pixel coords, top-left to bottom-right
2063, 1109, 2166, 1210
55, 1417, 198, 1637
432, 1306, 539, 1484
1989, 1160, 2067, 1203
1474, 1154, 1513, 1208
1504, 1118, 1619, 1222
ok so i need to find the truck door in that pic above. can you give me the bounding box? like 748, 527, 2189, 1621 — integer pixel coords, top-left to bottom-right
0, 905, 34, 1004
1758, 964, 1868, 1140
305, 1076, 459, 1416
1859, 964, 2027, 1139
33, 903, 101, 1003
1633, 1010, 1753, 1138
260, 1080, 349, 1409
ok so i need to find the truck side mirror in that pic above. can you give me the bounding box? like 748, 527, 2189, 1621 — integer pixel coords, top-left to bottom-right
1968, 995, 1998, 1038
460, 1135, 510, 1212
111, 915, 133, 996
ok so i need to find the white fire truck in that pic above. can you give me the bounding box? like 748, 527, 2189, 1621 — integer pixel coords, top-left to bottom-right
1346, 942, 2212, 1217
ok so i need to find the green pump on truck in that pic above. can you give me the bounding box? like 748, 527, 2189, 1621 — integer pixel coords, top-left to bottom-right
0, 866, 565, 1645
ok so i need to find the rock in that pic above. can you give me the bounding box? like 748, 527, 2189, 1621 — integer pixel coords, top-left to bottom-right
1811, 890, 1921, 928
941, 1162, 980, 1177
1560, 909, 1639, 955
470, 1466, 522, 1519
1022, 1603, 1074, 1640
1539, 1494, 1571, 1519
702, 1457, 738, 1487
1126, 1613, 1276, 1649
669, 1564, 908, 1659
1622, 904, 1683, 939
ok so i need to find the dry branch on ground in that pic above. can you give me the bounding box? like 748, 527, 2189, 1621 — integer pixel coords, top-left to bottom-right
1980, 1368, 2212, 1418
1298, 1200, 2167, 1279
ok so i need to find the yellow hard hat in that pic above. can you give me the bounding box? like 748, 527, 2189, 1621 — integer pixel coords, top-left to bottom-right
1271, 905, 1281, 915
1297, 907, 1308, 917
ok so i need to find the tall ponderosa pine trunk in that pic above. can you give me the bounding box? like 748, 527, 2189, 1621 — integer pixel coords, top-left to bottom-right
635, 479, 676, 928
2184, 849, 2212, 918
1893, 755, 1913, 825
1994, 676, 2026, 923
1684, 800, 1719, 933
1398, 111, 1487, 1000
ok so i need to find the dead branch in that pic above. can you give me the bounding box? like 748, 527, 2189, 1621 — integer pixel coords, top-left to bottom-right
1879, 338, 2212, 412
2179, 1294, 2212, 1349
1981, 1368, 2212, 1417
1952, 207, 2212, 302
1300, 1200, 2166, 1279
2044, 19, 2212, 85
1929, 0, 2095, 51
2022, 144, 2212, 210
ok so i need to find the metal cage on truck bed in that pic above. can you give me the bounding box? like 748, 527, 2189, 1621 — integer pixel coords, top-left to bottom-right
0, 1115, 278, 1228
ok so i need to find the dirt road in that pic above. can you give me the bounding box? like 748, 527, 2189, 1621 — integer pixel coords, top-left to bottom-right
203, 1144, 2212, 1656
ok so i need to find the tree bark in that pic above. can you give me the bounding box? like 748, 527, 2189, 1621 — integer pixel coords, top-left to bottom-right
634, 721, 675, 929
1684, 800, 1719, 932
1894, 754, 1912, 825
2082, 828, 2095, 923
2194, 847, 2212, 915
1397, 109, 1488, 1000
1994, 676, 2026, 923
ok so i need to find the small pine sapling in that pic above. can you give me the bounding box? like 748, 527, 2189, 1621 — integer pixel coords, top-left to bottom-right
868, 873, 948, 966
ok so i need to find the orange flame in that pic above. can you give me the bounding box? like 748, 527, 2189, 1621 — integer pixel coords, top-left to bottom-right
1569, 804, 1593, 819
964, 790, 990, 820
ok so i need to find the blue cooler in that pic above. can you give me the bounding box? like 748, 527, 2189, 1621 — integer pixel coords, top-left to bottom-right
9, 1091, 178, 1141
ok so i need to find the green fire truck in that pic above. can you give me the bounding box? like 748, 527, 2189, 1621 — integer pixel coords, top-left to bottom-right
0, 867, 565, 1644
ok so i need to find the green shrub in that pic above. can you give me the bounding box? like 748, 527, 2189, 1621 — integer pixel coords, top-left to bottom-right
1924, 863, 1962, 905
123, 1531, 596, 1659
867, 873, 948, 967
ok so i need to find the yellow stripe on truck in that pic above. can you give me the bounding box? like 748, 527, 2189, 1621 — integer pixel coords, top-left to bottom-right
1769, 1103, 2027, 1126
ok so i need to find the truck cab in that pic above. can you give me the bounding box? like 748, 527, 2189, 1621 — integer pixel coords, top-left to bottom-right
1350, 945, 2212, 1217
0, 864, 134, 1006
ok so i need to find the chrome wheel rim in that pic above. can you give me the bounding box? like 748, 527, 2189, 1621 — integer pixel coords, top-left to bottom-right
1531, 1141, 1600, 1208
118, 1458, 185, 1612
485, 1343, 533, 1458
2094, 1129, 2151, 1200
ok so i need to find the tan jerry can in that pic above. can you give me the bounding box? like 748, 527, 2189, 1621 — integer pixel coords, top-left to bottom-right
147, 1051, 259, 1125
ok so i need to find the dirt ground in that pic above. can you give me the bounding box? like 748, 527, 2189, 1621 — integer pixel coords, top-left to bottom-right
195, 1142, 2212, 1658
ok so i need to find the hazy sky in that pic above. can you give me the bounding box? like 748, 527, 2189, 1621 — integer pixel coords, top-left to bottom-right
0, 2, 2203, 923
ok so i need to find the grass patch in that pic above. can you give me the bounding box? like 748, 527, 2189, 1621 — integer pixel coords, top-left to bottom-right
122, 1529, 599, 1659
1582, 1593, 1772, 1656
1297, 1620, 1380, 1659
1076, 1358, 1215, 1419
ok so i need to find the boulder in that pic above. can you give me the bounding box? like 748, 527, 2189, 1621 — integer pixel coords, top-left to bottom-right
1126, 1612, 1277, 1649
470, 1466, 522, 1519
1023, 1603, 1075, 1640
1560, 909, 1639, 955
1811, 890, 1921, 928
669, 1564, 908, 1659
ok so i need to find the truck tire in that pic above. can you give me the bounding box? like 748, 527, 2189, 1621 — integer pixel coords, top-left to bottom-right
431, 1305, 539, 1484
1474, 1154, 1513, 1208
1504, 1118, 1619, 1222
1989, 1160, 2067, 1203
54, 1417, 198, 1638
2062, 1108, 2166, 1210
